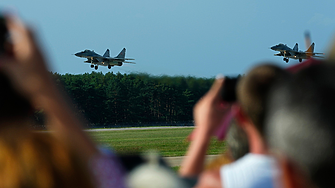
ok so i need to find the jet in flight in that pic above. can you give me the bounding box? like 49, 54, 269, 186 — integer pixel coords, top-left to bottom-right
271, 43, 324, 63
74, 48, 135, 70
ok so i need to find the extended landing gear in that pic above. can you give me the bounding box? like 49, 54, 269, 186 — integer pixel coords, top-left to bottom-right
108, 65, 112, 69
299, 58, 302, 62
283, 58, 289, 63
90, 64, 94, 68
95, 66, 98, 70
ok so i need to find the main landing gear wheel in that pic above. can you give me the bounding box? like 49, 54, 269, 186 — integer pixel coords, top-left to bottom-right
283, 58, 289, 63
95, 66, 98, 70
299, 58, 302, 62
91, 64, 94, 68
108, 65, 111, 69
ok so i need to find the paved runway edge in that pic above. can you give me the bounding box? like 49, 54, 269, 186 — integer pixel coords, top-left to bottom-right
163, 155, 219, 167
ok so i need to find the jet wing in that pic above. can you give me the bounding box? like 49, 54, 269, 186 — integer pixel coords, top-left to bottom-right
110, 58, 135, 60
293, 51, 304, 55
123, 61, 136, 64
312, 55, 325, 58
101, 57, 135, 61
303, 52, 325, 57
101, 57, 116, 61
308, 52, 325, 55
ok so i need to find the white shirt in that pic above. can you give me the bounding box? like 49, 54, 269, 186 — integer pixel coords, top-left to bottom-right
220, 154, 280, 188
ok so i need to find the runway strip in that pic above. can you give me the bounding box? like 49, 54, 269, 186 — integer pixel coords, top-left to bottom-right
163, 155, 219, 167
85, 126, 194, 132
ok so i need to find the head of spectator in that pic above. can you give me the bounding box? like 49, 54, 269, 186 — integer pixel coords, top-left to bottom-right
0, 15, 33, 124
265, 62, 335, 188
235, 64, 288, 153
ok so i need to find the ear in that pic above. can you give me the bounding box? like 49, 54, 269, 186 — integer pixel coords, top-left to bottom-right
235, 106, 251, 127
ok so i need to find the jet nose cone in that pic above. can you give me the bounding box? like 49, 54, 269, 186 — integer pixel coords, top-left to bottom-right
74, 52, 81, 57
270, 46, 276, 50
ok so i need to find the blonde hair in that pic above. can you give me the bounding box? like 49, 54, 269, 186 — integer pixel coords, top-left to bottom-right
0, 128, 94, 188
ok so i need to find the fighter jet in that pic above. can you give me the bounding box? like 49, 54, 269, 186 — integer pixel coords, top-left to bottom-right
74, 48, 135, 70
271, 43, 324, 63
271, 43, 297, 63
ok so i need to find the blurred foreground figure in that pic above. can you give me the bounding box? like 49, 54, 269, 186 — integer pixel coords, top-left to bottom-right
126, 152, 189, 188
0, 14, 126, 188
0, 128, 93, 188
265, 62, 335, 188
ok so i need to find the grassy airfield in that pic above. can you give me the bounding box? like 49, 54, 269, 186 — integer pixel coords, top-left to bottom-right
89, 128, 226, 157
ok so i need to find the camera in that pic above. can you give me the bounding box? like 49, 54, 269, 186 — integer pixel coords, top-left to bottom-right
221, 76, 240, 102
0, 15, 8, 54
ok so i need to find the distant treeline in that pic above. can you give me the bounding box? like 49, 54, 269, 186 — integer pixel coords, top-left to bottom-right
35, 72, 240, 128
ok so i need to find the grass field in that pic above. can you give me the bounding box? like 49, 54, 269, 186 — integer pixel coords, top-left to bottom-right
89, 128, 226, 157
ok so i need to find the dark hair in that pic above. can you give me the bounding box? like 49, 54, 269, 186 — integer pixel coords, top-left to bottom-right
0, 71, 33, 121
237, 64, 288, 136
265, 63, 335, 188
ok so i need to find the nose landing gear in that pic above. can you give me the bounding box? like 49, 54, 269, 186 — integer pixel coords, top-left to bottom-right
283, 58, 289, 63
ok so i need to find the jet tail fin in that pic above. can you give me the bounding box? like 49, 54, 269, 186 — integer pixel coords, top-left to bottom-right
307, 43, 315, 53
115, 48, 126, 58
293, 43, 298, 51
103, 49, 110, 57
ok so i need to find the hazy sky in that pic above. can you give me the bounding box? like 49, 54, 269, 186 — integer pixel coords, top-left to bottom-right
1, 0, 335, 78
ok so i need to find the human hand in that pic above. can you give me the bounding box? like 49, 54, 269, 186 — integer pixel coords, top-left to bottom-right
0, 14, 54, 103
192, 76, 233, 138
